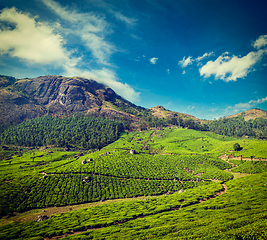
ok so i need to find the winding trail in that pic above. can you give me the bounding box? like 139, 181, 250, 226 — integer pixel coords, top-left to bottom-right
45, 183, 228, 240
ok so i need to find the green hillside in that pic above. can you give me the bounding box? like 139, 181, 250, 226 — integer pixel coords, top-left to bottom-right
0, 127, 267, 239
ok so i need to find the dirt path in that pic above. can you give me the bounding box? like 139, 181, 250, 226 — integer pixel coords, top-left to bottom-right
45, 183, 228, 240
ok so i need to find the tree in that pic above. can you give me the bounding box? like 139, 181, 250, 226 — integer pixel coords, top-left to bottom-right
233, 143, 242, 151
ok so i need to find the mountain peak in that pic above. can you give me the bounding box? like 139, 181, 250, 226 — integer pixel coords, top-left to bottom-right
14, 75, 120, 113
151, 105, 167, 111
0, 75, 136, 124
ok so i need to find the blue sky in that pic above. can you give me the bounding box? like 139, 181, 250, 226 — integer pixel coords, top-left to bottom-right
0, 0, 266, 119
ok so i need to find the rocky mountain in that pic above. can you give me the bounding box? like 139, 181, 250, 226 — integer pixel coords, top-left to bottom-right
0, 75, 266, 132
0, 75, 141, 124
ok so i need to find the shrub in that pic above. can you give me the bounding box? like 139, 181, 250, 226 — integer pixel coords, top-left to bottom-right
233, 143, 242, 151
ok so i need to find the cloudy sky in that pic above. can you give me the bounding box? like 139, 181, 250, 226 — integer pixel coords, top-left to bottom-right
0, 0, 266, 119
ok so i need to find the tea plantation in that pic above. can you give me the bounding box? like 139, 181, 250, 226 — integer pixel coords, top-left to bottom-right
0, 127, 267, 239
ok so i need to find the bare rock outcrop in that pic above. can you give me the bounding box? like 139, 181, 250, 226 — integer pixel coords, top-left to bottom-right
15, 76, 117, 114
0, 75, 133, 124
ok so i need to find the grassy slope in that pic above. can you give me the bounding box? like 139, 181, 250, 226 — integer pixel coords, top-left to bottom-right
0, 127, 267, 239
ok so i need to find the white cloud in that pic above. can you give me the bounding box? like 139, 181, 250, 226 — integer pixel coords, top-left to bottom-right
253, 34, 267, 49
187, 106, 195, 110
150, 57, 158, 64
42, 0, 106, 30
196, 52, 214, 62
167, 69, 170, 74
131, 34, 141, 40
179, 52, 213, 68
0, 4, 139, 101
81, 33, 115, 65
199, 50, 266, 82
178, 56, 193, 68
226, 96, 267, 113
113, 12, 137, 27
41, 0, 115, 65
199, 35, 267, 82
0, 3, 140, 103
0, 7, 68, 64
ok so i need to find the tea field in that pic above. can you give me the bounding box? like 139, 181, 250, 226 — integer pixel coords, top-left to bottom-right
0, 127, 267, 239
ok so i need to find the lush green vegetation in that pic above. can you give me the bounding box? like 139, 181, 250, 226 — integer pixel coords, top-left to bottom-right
0, 182, 224, 239
63, 172, 267, 240
209, 114, 267, 139
1, 127, 267, 239
1, 173, 266, 240
46, 151, 232, 181
0, 114, 126, 149
0, 128, 235, 217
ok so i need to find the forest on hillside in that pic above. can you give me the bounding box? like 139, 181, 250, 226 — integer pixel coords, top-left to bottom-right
0, 113, 210, 148
0, 113, 126, 149
208, 115, 267, 139
1, 112, 267, 149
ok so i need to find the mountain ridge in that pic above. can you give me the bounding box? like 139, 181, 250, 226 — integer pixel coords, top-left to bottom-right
0, 75, 266, 126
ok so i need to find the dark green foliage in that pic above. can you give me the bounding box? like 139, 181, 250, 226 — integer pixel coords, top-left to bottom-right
208, 115, 267, 139
0, 114, 125, 149
233, 142, 242, 151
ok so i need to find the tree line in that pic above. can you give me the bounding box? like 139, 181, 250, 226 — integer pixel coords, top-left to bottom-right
208, 115, 267, 139
0, 113, 125, 149
1, 111, 266, 149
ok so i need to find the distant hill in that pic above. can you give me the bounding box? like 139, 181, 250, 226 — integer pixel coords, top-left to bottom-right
208, 109, 267, 139
225, 108, 267, 121
150, 105, 202, 122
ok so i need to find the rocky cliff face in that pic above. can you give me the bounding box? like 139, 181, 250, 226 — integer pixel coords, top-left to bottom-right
0, 75, 133, 124
15, 75, 118, 113
0, 88, 46, 124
